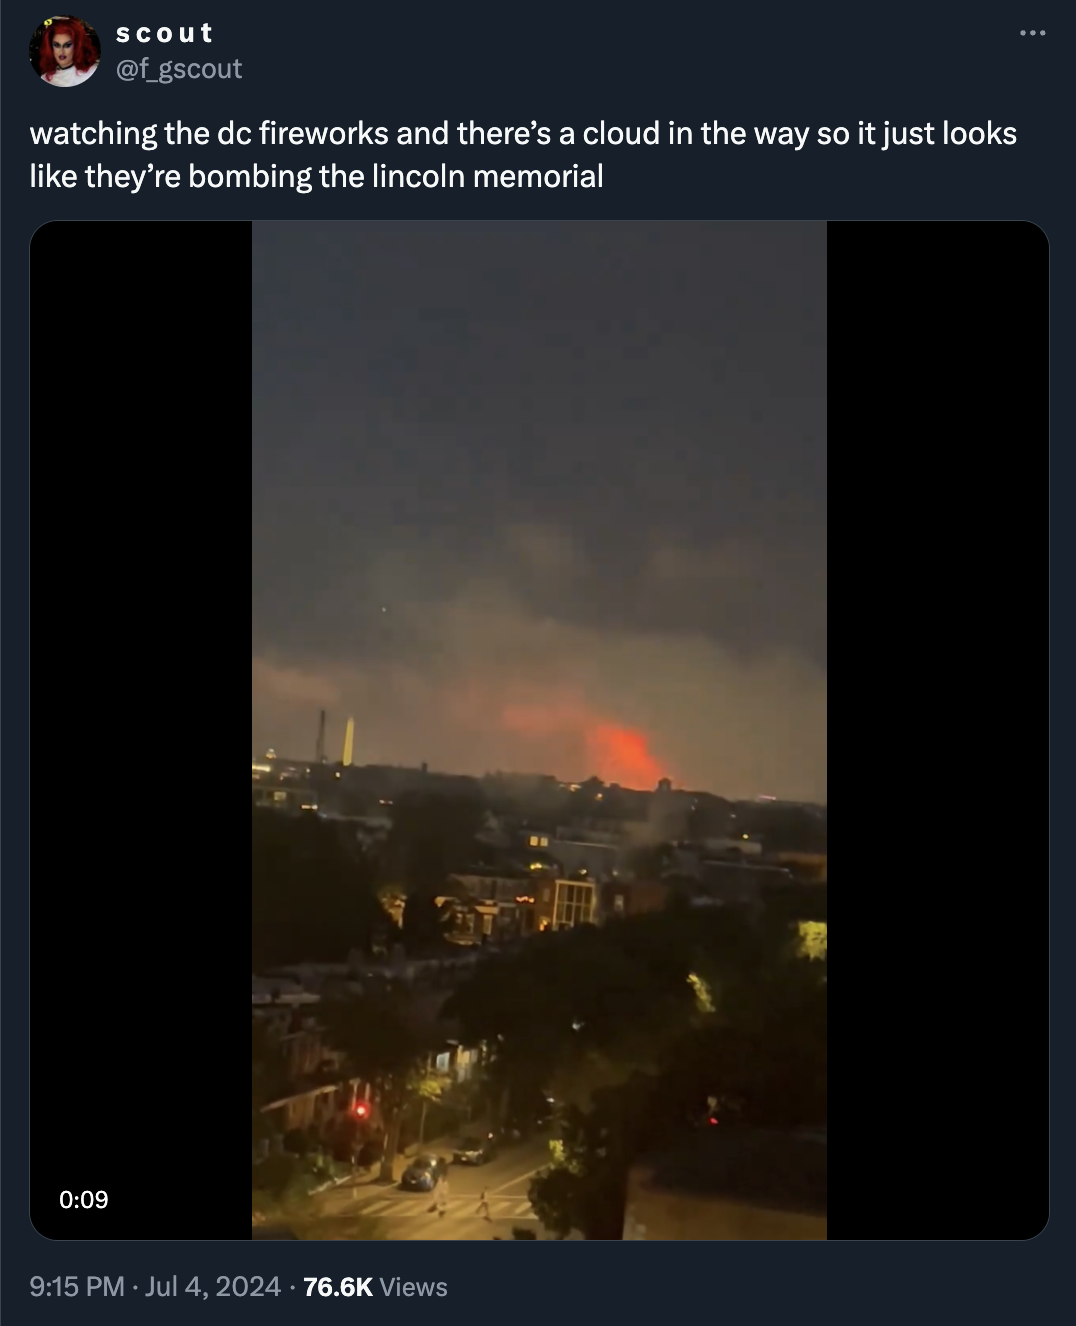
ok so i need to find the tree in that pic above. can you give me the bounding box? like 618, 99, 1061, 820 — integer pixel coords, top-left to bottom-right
442, 956, 568, 1125
252, 810, 385, 967
447, 896, 826, 1238
529, 960, 826, 1238
518, 908, 826, 1237
714, 950, 827, 1126
319, 994, 445, 1183
529, 1080, 658, 1239
443, 915, 703, 1141
385, 791, 487, 953
400, 892, 456, 952
387, 791, 487, 892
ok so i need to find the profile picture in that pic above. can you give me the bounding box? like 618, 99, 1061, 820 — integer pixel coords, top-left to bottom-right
30, 15, 100, 86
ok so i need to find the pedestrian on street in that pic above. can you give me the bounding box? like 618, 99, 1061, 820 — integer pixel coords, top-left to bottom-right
477, 1189, 491, 1221
437, 1178, 450, 1218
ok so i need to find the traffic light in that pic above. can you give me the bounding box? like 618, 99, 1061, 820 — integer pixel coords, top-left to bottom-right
353, 1100, 370, 1119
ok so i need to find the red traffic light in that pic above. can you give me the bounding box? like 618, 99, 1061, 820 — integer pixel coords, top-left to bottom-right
708, 1116, 719, 1126
353, 1101, 370, 1119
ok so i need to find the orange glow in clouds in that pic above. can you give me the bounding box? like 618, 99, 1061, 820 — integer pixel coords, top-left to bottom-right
500, 698, 668, 788
586, 723, 665, 788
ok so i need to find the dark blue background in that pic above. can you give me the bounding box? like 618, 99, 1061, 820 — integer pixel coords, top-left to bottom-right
9, 3, 1066, 223
2, 0, 1066, 1317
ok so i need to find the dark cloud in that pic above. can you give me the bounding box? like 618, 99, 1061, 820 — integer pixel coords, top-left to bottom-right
252, 223, 826, 799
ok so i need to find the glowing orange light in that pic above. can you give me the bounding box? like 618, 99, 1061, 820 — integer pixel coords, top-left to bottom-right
499, 696, 670, 788
586, 724, 664, 788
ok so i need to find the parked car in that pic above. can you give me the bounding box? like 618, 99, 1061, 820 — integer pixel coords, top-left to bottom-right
453, 1133, 498, 1165
400, 1154, 450, 1192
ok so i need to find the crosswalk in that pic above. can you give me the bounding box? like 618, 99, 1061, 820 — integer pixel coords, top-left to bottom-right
357, 1197, 537, 1221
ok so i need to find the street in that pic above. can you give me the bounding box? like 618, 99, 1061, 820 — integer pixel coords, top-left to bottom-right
318, 1134, 554, 1241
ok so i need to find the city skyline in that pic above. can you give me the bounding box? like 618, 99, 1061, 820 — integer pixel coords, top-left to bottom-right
251, 721, 826, 809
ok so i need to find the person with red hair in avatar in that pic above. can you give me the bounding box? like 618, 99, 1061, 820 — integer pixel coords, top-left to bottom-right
36, 16, 99, 86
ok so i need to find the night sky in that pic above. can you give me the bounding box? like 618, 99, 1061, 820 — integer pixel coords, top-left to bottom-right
252, 222, 827, 801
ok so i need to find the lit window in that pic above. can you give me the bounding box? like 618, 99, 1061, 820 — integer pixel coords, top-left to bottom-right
529, 836, 539, 847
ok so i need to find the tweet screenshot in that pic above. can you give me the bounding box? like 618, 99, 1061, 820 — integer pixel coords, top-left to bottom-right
2, 3, 1060, 1320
